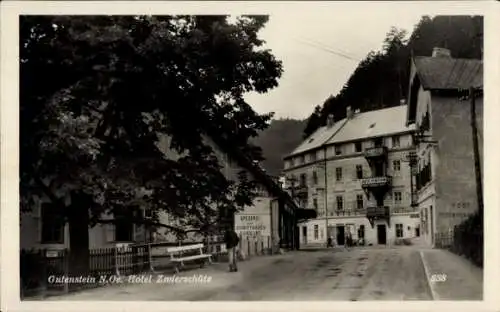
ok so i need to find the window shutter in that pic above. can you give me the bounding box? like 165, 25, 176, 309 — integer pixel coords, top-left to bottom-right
105, 224, 115, 243
134, 224, 146, 243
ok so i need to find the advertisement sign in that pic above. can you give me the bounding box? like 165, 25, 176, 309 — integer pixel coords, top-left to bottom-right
234, 214, 271, 237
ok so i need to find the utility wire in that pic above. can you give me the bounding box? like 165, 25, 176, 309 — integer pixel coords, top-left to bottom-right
294, 38, 361, 62
298, 36, 364, 61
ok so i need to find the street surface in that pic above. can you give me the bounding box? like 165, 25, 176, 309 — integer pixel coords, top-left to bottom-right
47, 246, 435, 301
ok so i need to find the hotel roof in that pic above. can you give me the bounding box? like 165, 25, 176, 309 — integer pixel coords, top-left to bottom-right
287, 118, 347, 157
286, 105, 415, 158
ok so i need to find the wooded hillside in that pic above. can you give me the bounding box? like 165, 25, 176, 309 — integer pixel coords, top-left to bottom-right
251, 118, 306, 176
302, 15, 483, 138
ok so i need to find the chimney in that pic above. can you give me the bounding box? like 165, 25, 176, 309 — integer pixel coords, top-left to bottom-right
432, 47, 451, 58
346, 106, 353, 119
326, 114, 335, 128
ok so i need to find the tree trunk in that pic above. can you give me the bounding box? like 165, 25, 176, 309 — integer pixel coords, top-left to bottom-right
68, 192, 91, 276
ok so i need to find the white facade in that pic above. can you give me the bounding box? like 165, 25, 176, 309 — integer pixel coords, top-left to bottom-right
284, 106, 420, 248
298, 213, 420, 246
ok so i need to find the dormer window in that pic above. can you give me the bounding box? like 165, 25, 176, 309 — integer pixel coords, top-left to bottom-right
310, 152, 317, 162
335, 145, 342, 155
297, 155, 305, 165
355, 142, 362, 153
392, 136, 400, 148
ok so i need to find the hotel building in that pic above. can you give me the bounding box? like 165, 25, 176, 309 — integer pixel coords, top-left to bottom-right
283, 105, 419, 247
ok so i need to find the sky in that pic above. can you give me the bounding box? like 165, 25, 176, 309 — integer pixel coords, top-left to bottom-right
243, 9, 430, 120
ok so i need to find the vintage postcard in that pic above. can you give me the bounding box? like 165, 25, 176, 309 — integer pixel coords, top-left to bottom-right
1, 1, 499, 311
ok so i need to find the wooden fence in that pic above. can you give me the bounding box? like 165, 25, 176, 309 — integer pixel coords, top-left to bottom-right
20, 248, 118, 298
20, 235, 276, 298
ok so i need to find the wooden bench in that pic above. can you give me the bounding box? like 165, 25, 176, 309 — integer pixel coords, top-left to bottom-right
166, 243, 212, 273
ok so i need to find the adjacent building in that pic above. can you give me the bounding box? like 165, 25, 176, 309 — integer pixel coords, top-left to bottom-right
406, 47, 483, 246
283, 105, 419, 247
21, 131, 308, 252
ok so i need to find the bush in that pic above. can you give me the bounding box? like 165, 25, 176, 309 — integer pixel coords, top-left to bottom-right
450, 211, 483, 267
403, 238, 412, 246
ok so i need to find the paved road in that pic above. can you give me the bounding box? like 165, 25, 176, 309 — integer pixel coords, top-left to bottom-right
47, 246, 432, 301
193, 247, 432, 301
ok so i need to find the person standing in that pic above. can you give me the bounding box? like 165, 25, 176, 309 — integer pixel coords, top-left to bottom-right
225, 229, 240, 272
345, 232, 352, 251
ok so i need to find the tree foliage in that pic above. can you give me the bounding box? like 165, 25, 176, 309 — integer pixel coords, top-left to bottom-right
21, 15, 283, 257
303, 15, 483, 138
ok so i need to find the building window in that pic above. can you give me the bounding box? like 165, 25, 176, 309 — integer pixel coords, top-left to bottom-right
41, 203, 65, 244
392, 136, 400, 148
335, 145, 342, 155
355, 142, 362, 153
428, 153, 432, 177
417, 153, 433, 191
299, 173, 307, 187
310, 152, 317, 162
394, 191, 402, 203
314, 225, 319, 239
313, 198, 318, 210
393, 160, 401, 171
336, 167, 342, 181
299, 155, 305, 165
288, 174, 297, 188
312, 171, 318, 185
336, 196, 344, 210
356, 165, 363, 179
356, 194, 364, 209
396, 224, 404, 238
374, 137, 383, 147
115, 210, 134, 242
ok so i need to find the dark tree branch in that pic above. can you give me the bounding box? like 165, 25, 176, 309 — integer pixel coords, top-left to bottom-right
32, 172, 68, 211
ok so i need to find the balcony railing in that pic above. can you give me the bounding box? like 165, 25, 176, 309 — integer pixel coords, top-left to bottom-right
328, 209, 367, 217
295, 185, 308, 196
391, 206, 418, 214
366, 206, 389, 218
364, 146, 388, 159
361, 176, 392, 188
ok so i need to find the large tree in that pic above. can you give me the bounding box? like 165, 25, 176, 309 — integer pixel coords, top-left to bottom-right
21, 15, 282, 273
